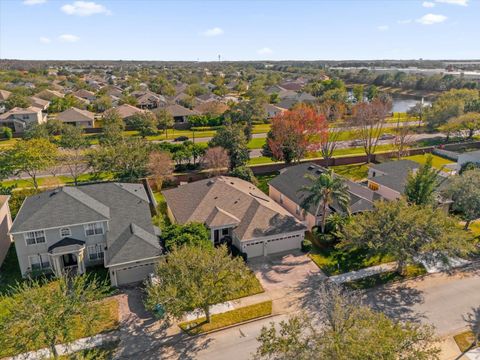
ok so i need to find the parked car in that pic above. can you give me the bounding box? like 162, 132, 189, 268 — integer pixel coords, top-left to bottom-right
350, 139, 363, 147
174, 135, 189, 142
379, 133, 395, 140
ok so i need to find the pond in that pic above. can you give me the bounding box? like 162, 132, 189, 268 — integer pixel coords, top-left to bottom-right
391, 95, 430, 113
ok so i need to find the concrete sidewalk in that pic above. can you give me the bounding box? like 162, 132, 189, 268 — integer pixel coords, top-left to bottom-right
329, 262, 397, 284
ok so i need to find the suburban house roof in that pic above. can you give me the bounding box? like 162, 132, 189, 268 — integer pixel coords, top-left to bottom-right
369, 160, 419, 193
0, 106, 42, 120
0, 89, 12, 101
57, 107, 94, 122
10, 183, 162, 267
108, 104, 145, 119
194, 101, 229, 115
30, 96, 50, 109
269, 163, 381, 215
163, 176, 305, 241
73, 89, 96, 99
36, 89, 65, 100
0, 195, 9, 208
165, 104, 199, 117
458, 150, 480, 161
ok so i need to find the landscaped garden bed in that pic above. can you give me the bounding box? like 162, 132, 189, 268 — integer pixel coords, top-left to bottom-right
178, 300, 272, 335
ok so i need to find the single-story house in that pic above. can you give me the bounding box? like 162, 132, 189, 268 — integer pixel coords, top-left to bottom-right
367, 160, 420, 200
73, 89, 96, 102
57, 107, 95, 128
132, 91, 167, 109
107, 104, 147, 123
0, 196, 12, 267
36, 89, 65, 101
277, 92, 316, 110
9, 183, 162, 286
162, 176, 306, 259
0, 106, 47, 133
264, 103, 286, 119
269, 163, 381, 230
30, 96, 50, 111
165, 103, 199, 123
456, 150, 480, 171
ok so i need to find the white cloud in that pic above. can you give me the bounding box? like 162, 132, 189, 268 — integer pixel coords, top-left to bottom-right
435, 0, 468, 6
377, 25, 389, 31
202, 27, 224, 37
58, 34, 80, 42
39, 37, 51, 44
422, 1, 436, 7
416, 13, 447, 24
397, 19, 412, 24
23, 0, 46, 5
61, 1, 111, 16
257, 47, 273, 55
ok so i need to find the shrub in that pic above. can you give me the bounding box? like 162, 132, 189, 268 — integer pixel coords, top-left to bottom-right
0, 127, 12, 140
301, 239, 313, 253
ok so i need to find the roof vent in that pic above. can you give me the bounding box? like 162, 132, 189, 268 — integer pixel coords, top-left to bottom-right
307, 166, 314, 171
315, 170, 322, 175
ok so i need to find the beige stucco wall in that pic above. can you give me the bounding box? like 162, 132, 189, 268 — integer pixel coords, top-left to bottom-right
0, 199, 12, 266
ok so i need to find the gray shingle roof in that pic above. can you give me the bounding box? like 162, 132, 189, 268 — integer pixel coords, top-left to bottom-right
163, 176, 305, 241
269, 163, 378, 215
11, 183, 162, 267
369, 160, 419, 193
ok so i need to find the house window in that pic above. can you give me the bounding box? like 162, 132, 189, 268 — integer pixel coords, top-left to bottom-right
25, 230, 46, 245
22, 115, 29, 120
84, 223, 104, 236
60, 228, 71, 238
28, 254, 50, 270
222, 228, 229, 236
88, 244, 105, 261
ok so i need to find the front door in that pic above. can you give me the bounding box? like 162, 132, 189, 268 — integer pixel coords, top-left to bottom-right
62, 253, 77, 267
214, 230, 220, 246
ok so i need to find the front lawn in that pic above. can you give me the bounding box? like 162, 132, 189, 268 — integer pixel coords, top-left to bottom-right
454, 330, 478, 352
0, 296, 119, 358
226, 270, 264, 301
247, 137, 266, 149
309, 243, 395, 276
178, 300, 272, 335
344, 263, 427, 290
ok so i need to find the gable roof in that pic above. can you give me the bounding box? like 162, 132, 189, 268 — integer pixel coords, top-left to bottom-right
0, 106, 42, 120
10, 183, 162, 266
369, 160, 419, 193
269, 163, 380, 215
163, 176, 305, 241
0, 89, 12, 101
57, 107, 94, 122
165, 103, 199, 117
108, 104, 145, 119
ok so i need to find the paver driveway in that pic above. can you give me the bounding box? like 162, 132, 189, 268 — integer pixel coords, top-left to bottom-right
249, 250, 325, 312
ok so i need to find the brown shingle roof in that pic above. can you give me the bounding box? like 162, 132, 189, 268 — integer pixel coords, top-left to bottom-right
163, 176, 305, 241
0, 89, 11, 101
57, 107, 94, 122
108, 104, 146, 119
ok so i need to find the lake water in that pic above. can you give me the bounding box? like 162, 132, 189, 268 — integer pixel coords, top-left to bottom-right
391, 96, 430, 113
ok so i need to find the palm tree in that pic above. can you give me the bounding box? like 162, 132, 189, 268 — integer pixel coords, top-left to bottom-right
300, 169, 350, 234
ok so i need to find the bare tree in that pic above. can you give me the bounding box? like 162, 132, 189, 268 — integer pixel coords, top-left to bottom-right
203, 146, 230, 177
316, 101, 346, 166
147, 151, 174, 190
59, 148, 90, 186
351, 99, 392, 163
393, 119, 414, 159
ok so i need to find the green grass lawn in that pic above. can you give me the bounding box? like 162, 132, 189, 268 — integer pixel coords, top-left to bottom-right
344, 263, 427, 290
454, 331, 478, 352
403, 154, 454, 170
0, 294, 119, 358
178, 300, 272, 335
255, 172, 278, 194
331, 163, 370, 181
309, 244, 395, 276
247, 137, 266, 149
1, 172, 113, 190
0, 138, 18, 149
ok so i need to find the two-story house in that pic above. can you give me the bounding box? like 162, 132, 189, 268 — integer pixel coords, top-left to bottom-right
10, 183, 163, 286
0, 106, 47, 133
163, 176, 306, 259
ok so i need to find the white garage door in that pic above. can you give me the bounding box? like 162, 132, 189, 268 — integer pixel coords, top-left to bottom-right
244, 241, 264, 258
115, 263, 155, 286
266, 234, 302, 255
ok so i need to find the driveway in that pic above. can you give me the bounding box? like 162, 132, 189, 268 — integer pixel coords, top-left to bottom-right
249, 250, 325, 312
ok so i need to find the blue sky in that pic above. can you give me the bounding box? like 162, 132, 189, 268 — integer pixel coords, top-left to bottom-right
1, 0, 478, 60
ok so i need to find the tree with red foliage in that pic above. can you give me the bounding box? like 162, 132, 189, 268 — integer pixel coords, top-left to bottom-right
266, 105, 327, 165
